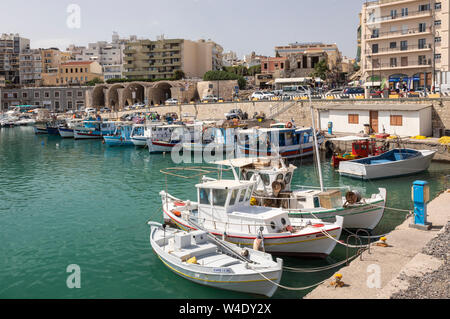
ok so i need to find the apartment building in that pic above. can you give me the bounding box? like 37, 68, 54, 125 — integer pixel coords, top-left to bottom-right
123, 36, 223, 80
0, 33, 30, 84
42, 61, 103, 86
361, 0, 449, 90
19, 49, 43, 86
70, 33, 134, 80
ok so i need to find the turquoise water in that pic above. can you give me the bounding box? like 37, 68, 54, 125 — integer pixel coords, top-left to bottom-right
1, 126, 449, 299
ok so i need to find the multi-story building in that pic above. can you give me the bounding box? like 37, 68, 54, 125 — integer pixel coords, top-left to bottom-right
1, 86, 91, 112
19, 49, 43, 86
260, 57, 289, 78
360, 0, 449, 90
41, 48, 71, 74
0, 33, 30, 84
275, 42, 343, 74
123, 36, 223, 80
41, 61, 103, 86
70, 33, 134, 81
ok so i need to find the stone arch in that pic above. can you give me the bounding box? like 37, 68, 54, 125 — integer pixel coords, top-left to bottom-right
107, 83, 126, 111
92, 85, 107, 109
123, 82, 146, 107
148, 81, 175, 105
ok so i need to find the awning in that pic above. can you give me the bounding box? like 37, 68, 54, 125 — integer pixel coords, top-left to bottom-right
330, 136, 369, 142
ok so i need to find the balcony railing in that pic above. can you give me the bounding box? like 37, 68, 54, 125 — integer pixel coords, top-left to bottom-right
368, 43, 432, 55
366, 26, 432, 40
366, 8, 431, 24
366, 59, 432, 69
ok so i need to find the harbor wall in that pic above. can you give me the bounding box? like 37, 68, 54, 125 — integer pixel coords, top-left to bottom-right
105, 98, 450, 132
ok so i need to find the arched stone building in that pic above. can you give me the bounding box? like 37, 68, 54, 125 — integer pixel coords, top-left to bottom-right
89, 80, 199, 111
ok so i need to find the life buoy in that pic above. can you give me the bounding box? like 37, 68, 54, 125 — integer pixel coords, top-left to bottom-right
174, 201, 186, 207
286, 122, 293, 129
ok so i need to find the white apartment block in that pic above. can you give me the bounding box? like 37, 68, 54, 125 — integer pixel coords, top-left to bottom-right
361, 0, 449, 91
19, 49, 43, 85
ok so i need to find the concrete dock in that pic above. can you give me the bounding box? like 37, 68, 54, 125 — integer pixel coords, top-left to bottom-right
305, 190, 450, 299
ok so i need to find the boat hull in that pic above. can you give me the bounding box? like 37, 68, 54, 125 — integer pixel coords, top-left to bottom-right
131, 136, 148, 147
148, 140, 178, 153
104, 136, 134, 147
339, 150, 436, 180
58, 128, 74, 138
163, 206, 342, 259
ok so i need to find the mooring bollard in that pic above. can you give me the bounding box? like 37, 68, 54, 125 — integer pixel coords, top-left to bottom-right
410, 180, 432, 230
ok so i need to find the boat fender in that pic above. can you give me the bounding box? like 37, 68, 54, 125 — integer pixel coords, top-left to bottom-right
173, 210, 182, 217
187, 257, 198, 264
285, 225, 294, 233
286, 122, 293, 129
253, 236, 263, 252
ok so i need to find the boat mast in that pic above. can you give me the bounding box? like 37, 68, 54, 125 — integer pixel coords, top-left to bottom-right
308, 89, 324, 192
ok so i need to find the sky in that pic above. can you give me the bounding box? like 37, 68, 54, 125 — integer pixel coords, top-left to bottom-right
0, 0, 364, 59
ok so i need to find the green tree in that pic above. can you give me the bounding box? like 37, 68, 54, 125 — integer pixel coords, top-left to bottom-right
173, 70, 185, 80
310, 59, 329, 80
86, 77, 104, 86
248, 65, 261, 76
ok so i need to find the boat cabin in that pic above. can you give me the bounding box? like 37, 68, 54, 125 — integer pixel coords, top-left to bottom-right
195, 179, 292, 235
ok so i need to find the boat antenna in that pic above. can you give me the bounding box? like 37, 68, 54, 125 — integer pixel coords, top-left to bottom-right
308, 89, 324, 192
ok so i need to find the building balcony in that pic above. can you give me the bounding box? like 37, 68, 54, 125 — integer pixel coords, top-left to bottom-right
123, 70, 148, 76
365, 26, 432, 41
365, 60, 432, 71
368, 44, 433, 56
365, 0, 423, 9
123, 48, 136, 54
366, 9, 432, 25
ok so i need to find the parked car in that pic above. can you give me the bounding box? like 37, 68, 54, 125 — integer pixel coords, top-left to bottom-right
201, 95, 219, 103
225, 109, 244, 120
250, 92, 265, 100
100, 107, 111, 113
262, 92, 275, 99
342, 87, 365, 95
165, 98, 179, 106
84, 108, 97, 114
133, 103, 146, 109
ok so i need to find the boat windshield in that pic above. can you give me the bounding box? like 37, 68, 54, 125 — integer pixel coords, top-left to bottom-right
212, 189, 228, 207
199, 188, 211, 205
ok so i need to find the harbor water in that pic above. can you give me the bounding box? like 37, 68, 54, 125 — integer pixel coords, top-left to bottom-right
1, 126, 449, 299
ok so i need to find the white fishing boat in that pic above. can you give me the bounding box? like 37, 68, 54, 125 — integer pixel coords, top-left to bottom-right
339, 148, 436, 180
73, 121, 116, 140
215, 157, 387, 230
148, 222, 283, 297
160, 175, 344, 258
147, 123, 201, 153
58, 119, 84, 138
130, 122, 161, 147
182, 126, 236, 155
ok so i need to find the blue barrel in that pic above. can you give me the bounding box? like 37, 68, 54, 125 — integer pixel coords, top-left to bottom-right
328, 122, 333, 135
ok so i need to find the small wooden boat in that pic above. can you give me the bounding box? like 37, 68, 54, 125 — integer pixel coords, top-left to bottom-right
339, 148, 436, 180
103, 122, 134, 147
148, 222, 283, 297
330, 136, 386, 169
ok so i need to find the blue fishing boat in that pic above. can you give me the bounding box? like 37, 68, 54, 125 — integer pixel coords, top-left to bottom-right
237, 123, 324, 159
73, 120, 116, 140
103, 122, 134, 147
339, 148, 436, 180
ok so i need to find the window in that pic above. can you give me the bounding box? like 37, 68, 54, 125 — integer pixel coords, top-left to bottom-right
199, 189, 211, 205
390, 115, 403, 126
67, 91, 72, 97
263, 63, 268, 70
401, 8, 408, 17
390, 9, 397, 19
22, 92, 27, 98
212, 189, 228, 207
67, 101, 73, 109
372, 58, 380, 68
418, 38, 427, 49
419, 23, 426, 32
260, 174, 271, 186
435, 20, 441, 26
34, 92, 39, 98
435, 54, 441, 60
372, 44, 379, 54
435, 37, 442, 43
435, 2, 441, 10
390, 57, 397, 67
400, 41, 408, 51
418, 4, 430, 12
44, 92, 50, 98
230, 189, 239, 206
55, 101, 60, 109
390, 42, 397, 49
297, 61, 301, 69
54, 91, 60, 98
77, 91, 83, 97
280, 63, 284, 69
348, 114, 359, 124
401, 57, 408, 66
418, 55, 427, 65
